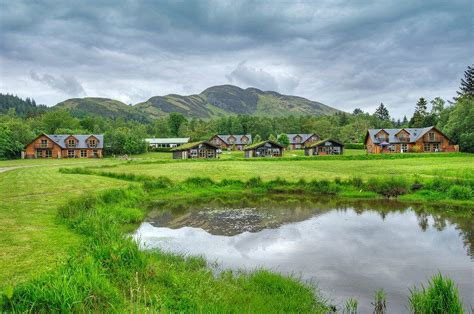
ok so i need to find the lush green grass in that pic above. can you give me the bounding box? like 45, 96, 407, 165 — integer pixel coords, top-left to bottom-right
102, 153, 474, 182
2, 185, 328, 312
409, 273, 464, 314
0, 151, 472, 311
0, 164, 130, 286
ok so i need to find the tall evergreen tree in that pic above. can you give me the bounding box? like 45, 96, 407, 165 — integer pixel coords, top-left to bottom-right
456, 64, 474, 98
410, 98, 428, 128
374, 103, 390, 121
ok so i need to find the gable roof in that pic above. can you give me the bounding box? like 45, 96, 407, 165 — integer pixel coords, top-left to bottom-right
170, 141, 218, 151
307, 138, 344, 148
281, 133, 317, 144
42, 134, 104, 149
145, 138, 190, 144
365, 126, 436, 144
244, 140, 285, 150
213, 134, 252, 145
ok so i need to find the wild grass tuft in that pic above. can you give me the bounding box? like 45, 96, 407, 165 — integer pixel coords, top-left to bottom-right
409, 273, 464, 314
367, 177, 409, 198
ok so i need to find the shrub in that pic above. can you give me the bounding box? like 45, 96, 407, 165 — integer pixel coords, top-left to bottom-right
307, 179, 341, 195
219, 179, 244, 187
366, 177, 409, 198
448, 185, 472, 200
409, 273, 463, 314
143, 176, 173, 190
246, 177, 263, 188
345, 143, 364, 149
183, 177, 215, 187
349, 177, 364, 189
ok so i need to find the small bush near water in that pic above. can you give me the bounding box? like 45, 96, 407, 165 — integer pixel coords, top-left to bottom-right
409, 273, 464, 314
366, 177, 409, 198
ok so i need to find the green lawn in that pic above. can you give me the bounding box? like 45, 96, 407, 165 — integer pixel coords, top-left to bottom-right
103, 154, 474, 182
1, 151, 472, 288
0, 163, 130, 285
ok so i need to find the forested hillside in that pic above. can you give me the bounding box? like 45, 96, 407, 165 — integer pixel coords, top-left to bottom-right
1, 65, 473, 158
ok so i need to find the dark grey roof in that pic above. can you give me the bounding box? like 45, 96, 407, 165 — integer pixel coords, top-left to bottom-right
281, 133, 317, 144
45, 134, 104, 149
366, 127, 434, 144
216, 134, 252, 145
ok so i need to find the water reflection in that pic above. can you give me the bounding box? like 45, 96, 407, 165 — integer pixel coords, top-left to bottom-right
135, 197, 473, 313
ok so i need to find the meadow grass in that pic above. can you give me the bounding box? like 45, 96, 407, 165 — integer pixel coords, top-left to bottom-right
101, 153, 474, 182
409, 273, 464, 314
2, 185, 328, 312
0, 151, 472, 311
0, 164, 131, 285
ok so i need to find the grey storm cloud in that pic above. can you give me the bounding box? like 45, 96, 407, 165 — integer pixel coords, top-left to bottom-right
30, 71, 86, 96
0, 0, 472, 117
226, 61, 299, 93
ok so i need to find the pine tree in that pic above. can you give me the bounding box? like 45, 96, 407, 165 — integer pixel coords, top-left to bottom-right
374, 103, 390, 121
456, 64, 474, 98
402, 116, 408, 126
410, 98, 428, 127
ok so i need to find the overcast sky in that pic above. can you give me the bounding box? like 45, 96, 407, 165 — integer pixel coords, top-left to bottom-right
0, 0, 472, 118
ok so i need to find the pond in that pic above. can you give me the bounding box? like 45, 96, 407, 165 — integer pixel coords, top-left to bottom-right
133, 197, 473, 312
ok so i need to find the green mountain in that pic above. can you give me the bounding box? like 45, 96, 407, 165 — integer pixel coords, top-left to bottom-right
135, 85, 339, 119
54, 97, 150, 122
52, 85, 340, 120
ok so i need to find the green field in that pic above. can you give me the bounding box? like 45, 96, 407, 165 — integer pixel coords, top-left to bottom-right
1, 151, 473, 311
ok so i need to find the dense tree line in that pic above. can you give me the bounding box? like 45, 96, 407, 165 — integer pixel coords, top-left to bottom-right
1, 65, 473, 158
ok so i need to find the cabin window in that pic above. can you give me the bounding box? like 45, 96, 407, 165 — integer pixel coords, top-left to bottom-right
401, 144, 408, 152
228, 137, 235, 144
41, 139, 48, 148
89, 139, 97, 148
294, 136, 301, 143
68, 139, 76, 147
241, 137, 248, 144
424, 143, 430, 152
433, 143, 439, 151
199, 149, 207, 158
428, 132, 435, 141
36, 149, 42, 158
81, 150, 87, 157
92, 150, 98, 157
45, 150, 52, 158
190, 149, 197, 157
68, 150, 75, 158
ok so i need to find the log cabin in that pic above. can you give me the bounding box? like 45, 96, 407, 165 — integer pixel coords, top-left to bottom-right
305, 139, 344, 156
23, 134, 104, 159
170, 141, 218, 159
364, 126, 458, 154
208, 134, 252, 151
244, 140, 285, 158
281, 133, 320, 150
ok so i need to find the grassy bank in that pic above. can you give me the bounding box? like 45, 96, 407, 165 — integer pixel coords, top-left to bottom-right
2, 170, 470, 312
0, 152, 472, 311
59, 166, 474, 206
2, 184, 328, 312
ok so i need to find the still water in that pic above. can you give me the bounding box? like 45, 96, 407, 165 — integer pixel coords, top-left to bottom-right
133, 198, 473, 312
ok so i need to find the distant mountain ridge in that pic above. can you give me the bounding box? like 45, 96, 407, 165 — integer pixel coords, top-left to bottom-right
53, 85, 340, 120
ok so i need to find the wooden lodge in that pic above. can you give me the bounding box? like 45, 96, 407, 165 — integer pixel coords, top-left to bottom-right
23, 133, 104, 159
244, 140, 285, 158
170, 141, 218, 159
364, 126, 458, 154
209, 134, 252, 151
304, 139, 344, 156
282, 133, 320, 150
